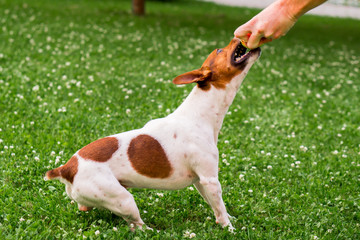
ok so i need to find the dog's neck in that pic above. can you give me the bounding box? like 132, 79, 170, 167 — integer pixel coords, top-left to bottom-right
171, 73, 246, 143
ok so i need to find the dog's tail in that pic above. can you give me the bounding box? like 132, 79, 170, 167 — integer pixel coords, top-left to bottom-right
44, 167, 61, 181
44, 155, 78, 183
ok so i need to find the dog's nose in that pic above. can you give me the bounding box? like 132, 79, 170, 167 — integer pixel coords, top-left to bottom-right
231, 37, 241, 44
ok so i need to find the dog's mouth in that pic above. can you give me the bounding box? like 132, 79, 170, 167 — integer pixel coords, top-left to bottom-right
231, 42, 260, 66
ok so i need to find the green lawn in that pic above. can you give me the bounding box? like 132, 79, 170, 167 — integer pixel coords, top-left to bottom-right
0, 0, 359, 239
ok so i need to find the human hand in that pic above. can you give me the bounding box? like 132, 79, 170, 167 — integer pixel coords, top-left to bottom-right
234, 1, 298, 49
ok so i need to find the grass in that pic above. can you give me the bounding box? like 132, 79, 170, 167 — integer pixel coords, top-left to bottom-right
0, 0, 359, 239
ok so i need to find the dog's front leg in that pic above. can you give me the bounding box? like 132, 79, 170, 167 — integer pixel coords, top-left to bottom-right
194, 181, 235, 219
194, 181, 211, 206
196, 176, 234, 231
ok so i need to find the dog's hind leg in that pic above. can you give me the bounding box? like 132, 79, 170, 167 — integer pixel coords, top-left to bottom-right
72, 167, 145, 230
101, 184, 145, 230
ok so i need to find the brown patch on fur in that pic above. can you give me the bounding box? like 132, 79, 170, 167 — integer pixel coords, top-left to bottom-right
78, 137, 118, 162
46, 168, 61, 180
127, 134, 172, 178
173, 133, 177, 139
61, 156, 79, 183
46, 155, 78, 184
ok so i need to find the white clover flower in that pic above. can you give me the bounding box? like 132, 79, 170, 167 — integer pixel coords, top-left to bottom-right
32, 85, 39, 91
183, 230, 190, 237
222, 159, 230, 166
248, 189, 253, 193
299, 145, 308, 152
156, 193, 164, 197
189, 233, 196, 238
267, 165, 273, 170
95, 230, 100, 235
239, 174, 245, 181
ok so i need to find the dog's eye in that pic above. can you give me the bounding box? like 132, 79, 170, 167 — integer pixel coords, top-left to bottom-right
216, 49, 223, 54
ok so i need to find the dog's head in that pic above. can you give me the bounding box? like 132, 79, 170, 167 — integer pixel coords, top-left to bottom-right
173, 38, 261, 91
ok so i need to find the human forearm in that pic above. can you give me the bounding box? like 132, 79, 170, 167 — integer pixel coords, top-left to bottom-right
282, 0, 328, 19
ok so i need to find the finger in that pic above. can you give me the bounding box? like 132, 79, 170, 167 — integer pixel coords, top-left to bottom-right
234, 26, 251, 40
246, 33, 263, 49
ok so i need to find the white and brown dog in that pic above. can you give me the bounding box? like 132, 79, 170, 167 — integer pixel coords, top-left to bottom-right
45, 38, 261, 231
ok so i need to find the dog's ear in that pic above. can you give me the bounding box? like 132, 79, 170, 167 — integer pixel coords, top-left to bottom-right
173, 69, 212, 85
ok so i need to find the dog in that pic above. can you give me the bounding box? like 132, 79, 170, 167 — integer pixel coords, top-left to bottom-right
45, 38, 261, 231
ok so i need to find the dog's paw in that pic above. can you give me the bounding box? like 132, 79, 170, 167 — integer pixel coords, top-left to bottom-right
227, 224, 236, 233
143, 225, 154, 232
